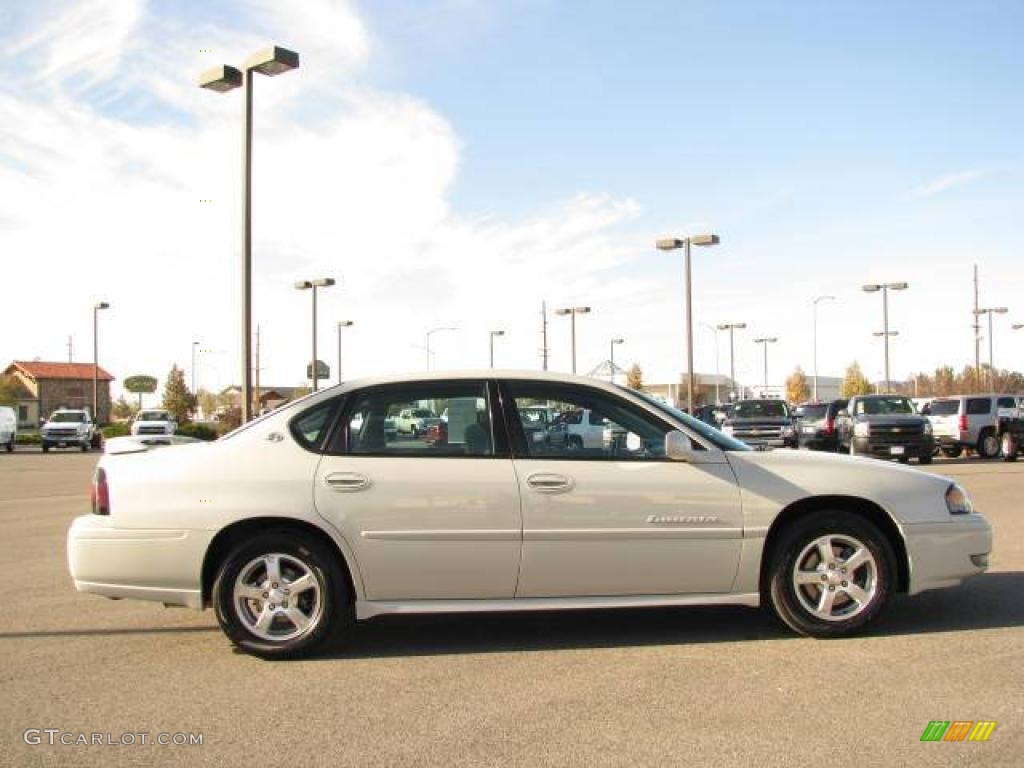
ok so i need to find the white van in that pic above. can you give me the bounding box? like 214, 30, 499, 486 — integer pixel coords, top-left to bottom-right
0, 406, 16, 452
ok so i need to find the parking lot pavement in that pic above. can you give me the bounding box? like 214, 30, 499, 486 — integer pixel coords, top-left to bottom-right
1, 451, 1022, 767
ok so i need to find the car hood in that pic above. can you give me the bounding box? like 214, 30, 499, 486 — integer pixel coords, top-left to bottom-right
853, 413, 926, 424
724, 417, 792, 426
724, 448, 954, 526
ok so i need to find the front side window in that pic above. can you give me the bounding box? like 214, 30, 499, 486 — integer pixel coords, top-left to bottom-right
997, 397, 1017, 409
290, 399, 341, 453
507, 382, 673, 460
337, 381, 493, 457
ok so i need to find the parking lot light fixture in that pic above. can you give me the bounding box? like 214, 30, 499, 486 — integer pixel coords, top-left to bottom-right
93, 302, 110, 423
609, 338, 625, 382
295, 278, 335, 392
717, 322, 746, 401
199, 46, 300, 424
425, 327, 458, 370
656, 234, 720, 412
336, 321, 354, 384
863, 281, 909, 394
975, 307, 1010, 386
554, 307, 591, 374
753, 337, 778, 396
488, 330, 506, 368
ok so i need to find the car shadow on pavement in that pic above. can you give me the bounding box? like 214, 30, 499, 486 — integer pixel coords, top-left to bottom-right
0, 625, 218, 640
311, 571, 1024, 661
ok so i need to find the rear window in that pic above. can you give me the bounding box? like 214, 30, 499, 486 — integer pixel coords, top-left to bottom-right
929, 400, 960, 416
797, 404, 828, 419
966, 398, 991, 415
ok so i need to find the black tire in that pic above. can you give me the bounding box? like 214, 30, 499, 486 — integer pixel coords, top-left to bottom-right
1002, 432, 1018, 463
766, 511, 895, 638
940, 446, 963, 458
918, 454, 933, 465
212, 530, 351, 660
41, 444, 50, 453
5, 440, 12, 453
81, 443, 90, 453
897, 456, 910, 464
977, 429, 999, 459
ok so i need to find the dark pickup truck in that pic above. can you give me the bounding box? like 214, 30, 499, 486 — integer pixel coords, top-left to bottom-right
837, 394, 934, 464
720, 399, 797, 449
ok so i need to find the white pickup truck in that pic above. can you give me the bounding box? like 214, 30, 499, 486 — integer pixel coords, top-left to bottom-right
41, 409, 96, 452
131, 409, 177, 436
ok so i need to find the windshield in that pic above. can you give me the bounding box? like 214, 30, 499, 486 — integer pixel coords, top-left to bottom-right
412, 409, 435, 418
138, 411, 169, 421
855, 397, 914, 415
730, 400, 789, 419
928, 400, 960, 416
623, 387, 750, 451
50, 412, 86, 423
795, 404, 828, 419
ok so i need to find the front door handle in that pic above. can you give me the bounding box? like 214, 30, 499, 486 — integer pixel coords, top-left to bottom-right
324, 472, 372, 492
525, 472, 574, 494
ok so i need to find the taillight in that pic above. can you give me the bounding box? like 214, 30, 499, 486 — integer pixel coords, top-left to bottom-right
91, 467, 109, 516
824, 418, 834, 435
958, 414, 967, 433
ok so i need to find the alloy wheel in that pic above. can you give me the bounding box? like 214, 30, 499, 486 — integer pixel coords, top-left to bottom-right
791, 534, 878, 622
233, 553, 324, 642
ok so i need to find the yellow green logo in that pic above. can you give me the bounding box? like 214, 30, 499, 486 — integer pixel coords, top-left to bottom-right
920, 721, 996, 742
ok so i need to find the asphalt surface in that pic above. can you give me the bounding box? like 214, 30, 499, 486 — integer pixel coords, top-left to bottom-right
1, 450, 1022, 767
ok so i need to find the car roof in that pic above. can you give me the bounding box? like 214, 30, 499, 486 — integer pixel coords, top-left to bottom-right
324, 369, 629, 395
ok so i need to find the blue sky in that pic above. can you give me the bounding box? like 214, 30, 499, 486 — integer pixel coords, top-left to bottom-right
2, 0, 1022, 397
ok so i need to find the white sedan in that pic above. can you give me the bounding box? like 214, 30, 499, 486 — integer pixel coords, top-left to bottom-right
68, 371, 992, 659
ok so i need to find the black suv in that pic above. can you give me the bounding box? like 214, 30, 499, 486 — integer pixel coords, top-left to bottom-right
793, 399, 848, 451
836, 394, 934, 464
720, 399, 797, 449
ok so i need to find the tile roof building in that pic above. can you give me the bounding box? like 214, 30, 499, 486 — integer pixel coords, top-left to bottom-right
3, 361, 115, 426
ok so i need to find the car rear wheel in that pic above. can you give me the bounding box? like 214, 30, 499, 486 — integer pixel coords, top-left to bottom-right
767, 512, 895, 638
977, 430, 999, 459
940, 446, 963, 458
918, 454, 933, 465
41, 444, 49, 453
1002, 432, 1019, 463
213, 531, 350, 659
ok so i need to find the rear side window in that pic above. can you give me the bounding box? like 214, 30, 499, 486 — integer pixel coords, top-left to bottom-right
290, 399, 341, 453
928, 400, 960, 416
966, 398, 991, 415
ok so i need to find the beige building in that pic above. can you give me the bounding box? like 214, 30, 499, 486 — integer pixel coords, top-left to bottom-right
3, 361, 115, 426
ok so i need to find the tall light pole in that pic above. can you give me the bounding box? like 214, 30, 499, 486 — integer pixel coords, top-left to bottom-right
609, 337, 624, 382
92, 302, 109, 423
336, 321, 354, 384
295, 278, 335, 392
717, 322, 746, 401
656, 234, 721, 413
812, 296, 835, 402
699, 323, 720, 404
863, 282, 908, 394
425, 327, 457, 370
753, 337, 778, 396
200, 46, 301, 424
191, 340, 200, 394
554, 306, 591, 374
975, 307, 1009, 387
489, 330, 505, 368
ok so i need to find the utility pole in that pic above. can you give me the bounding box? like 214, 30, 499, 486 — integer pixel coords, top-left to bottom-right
973, 265, 981, 383
540, 301, 549, 371
254, 325, 261, 416
67, 335, 73, 363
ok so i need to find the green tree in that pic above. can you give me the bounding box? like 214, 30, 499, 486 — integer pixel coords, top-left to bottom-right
196, 389, 219, 421
841, 361, 873, 397
785, 366, 810, 403
0, 374, 24, 407
111, 396, 138, 421
625, 364, 644, 391
162, 365, 196, 423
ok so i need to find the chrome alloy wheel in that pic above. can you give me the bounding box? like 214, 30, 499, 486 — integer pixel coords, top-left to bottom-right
233, 553, 324, 642
791, 535, 878, 622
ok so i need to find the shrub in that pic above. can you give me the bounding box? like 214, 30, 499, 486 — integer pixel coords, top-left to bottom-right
102, 423, 131, 438
16, 433, 40, 445
177, 423, 217, 441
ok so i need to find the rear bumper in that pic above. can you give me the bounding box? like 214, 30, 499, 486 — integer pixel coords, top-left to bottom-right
67, 515, 213, 608
904, 515, 992, 595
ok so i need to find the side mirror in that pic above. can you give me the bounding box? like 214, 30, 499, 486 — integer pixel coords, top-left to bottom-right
665, 430, 694, 461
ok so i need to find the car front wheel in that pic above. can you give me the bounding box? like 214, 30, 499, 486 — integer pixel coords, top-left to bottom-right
767, 512, 895, 637
213, 531, 350, 659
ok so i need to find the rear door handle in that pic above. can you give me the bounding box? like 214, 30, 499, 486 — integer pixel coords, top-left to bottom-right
324, 472, 372, 492
525, 472, 574, 494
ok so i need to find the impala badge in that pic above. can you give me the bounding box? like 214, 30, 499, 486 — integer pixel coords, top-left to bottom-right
647, 515, 721, 524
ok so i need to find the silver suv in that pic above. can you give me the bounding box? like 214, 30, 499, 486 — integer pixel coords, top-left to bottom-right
925, 394, 1020, 458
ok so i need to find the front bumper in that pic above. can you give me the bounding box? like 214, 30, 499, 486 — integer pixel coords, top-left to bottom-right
852, 435, 935, 458
67, 515, 214, 608
42, 433, 90, 447
904, 515, 992, 595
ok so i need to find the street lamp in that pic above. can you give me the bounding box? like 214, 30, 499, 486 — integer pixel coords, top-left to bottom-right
336, 321, 354, 384
717, 322, 746, 401
191, 340, 200, 394
488, 330, 505, 368
554, 306, 591, 374
753, 337, 778, 396
425, 327, 457, 370
609, 337, 625, 382
200, 46, 300, 424
812, 296, 836, 401
92, 302, 109, 423
295, 278, 335, 392
974, 307, 1009, 387
656, 234, 720, 413
862, 282, 908, 394
698, 323, 721, 404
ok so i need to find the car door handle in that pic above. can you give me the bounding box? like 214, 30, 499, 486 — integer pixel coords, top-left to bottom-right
525, 473, 574, 493
324, 472, 372, 492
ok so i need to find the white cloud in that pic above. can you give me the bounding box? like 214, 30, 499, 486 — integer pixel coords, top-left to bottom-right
908, 169, 984, 198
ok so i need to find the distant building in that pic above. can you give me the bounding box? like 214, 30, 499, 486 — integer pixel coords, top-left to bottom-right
3, 361, 115, 426
219, 385, 309, 415
643, 374, 843, 406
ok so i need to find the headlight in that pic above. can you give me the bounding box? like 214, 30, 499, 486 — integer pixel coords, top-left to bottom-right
853, 422, 870, 437
923, 421, 933, 435
945, 483, 974, 515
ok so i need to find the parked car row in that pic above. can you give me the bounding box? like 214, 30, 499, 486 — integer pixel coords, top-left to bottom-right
0, 406, 180, 453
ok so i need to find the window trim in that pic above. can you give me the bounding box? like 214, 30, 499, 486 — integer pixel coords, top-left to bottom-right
324, 379, 508, 459
288, 396, 346, 454
499, 380, 689, 462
